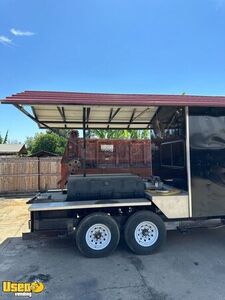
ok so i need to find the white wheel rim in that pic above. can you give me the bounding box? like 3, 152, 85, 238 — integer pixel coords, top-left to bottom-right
134, 221, 159, 247
85, 223, 111, 250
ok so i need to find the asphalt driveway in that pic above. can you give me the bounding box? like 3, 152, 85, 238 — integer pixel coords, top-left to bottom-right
1, 197, 225, 300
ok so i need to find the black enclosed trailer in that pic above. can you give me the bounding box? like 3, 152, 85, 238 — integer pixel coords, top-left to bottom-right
2, 91, 225, 257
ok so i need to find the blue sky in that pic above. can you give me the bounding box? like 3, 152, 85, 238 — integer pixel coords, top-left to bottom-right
1, 0, 225, 142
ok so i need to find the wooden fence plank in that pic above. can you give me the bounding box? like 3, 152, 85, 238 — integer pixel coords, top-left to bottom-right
0, 157, 61, 194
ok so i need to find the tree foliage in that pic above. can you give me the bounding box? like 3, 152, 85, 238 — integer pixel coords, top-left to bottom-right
46, 129, 70, 138
89, 129, 150, 139
25, 132, 67, 155
0, 131, 8, 144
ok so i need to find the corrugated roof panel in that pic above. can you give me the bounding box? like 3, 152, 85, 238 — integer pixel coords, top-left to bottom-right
2, 90, 225, 107
3, 90, 225, 130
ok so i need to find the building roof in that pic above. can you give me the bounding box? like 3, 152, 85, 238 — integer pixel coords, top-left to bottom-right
0, 144, 27, 154
29, 150, 59, 157
2, 90, 225, 130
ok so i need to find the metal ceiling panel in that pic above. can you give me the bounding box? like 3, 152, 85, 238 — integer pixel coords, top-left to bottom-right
28, 103, 158, 129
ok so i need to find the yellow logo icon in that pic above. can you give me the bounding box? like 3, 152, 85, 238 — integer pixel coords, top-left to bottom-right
2, 280, 45, 297
31, 281, 45, 293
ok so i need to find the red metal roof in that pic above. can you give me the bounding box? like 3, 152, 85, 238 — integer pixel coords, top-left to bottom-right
2, 90, 225, 107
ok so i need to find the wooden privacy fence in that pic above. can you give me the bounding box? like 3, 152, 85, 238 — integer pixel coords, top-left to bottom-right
0, 140, 152, 194
0, 157, 61, 194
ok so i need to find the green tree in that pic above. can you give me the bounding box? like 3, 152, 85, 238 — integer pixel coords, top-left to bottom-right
0, 131, 8, 144
25, 132, 67, 155
90, 129, 150, 139
46, 129, 70, 138
89, 130, 125, 139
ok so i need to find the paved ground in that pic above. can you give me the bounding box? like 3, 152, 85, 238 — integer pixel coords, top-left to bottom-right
1, 198, 225, 299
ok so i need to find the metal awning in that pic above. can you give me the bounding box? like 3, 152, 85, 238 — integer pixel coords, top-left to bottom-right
31, 104, 158, 129
2, 90, 225, 130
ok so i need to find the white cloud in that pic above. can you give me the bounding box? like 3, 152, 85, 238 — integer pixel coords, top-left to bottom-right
0, 35, 12, 46
10, 28, 34, 36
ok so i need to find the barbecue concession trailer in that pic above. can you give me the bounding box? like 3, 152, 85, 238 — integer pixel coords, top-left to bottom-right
2, 91, 225, 258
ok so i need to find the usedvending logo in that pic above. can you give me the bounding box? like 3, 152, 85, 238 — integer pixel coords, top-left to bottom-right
2, 280, 45, 297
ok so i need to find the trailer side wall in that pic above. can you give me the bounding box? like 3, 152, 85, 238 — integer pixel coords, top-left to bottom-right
189, 107, 225, 217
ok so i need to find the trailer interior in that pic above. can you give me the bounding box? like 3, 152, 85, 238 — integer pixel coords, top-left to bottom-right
2, 91, 225, 257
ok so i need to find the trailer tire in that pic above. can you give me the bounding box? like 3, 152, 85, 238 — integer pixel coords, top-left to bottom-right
76, 213, 120, 258
124, 210, 166, 255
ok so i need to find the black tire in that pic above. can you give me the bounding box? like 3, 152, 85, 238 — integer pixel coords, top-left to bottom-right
76, 212, 120, 258
124, 210, 166, 255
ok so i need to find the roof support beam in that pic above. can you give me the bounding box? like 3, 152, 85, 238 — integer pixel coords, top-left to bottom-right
31, 107, 38, 121
40, 120, 150, 125
147, 107, 161, 129
86, 107, 91, 126
107, 108, 120, 129
57, 106, 67, 128
108, 108, 113, 124
165, 108, 182, 131
57, 106, 66, 122
111, 108, 120, 120
83, 107, 91, 129
132, 108, 150, 122
128, 108, 136, 129
14, 104, 57, 134
86, 107, 91, 122
39, 126, 150, 130
127, 108, 150, 128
